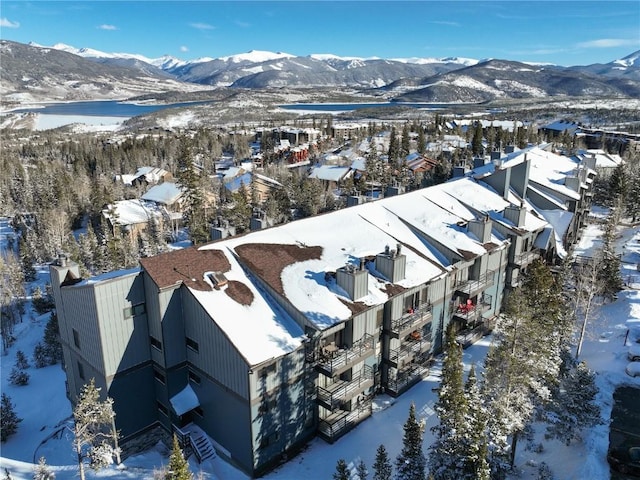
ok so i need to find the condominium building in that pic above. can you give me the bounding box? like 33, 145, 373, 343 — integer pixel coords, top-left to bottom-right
50, 144, 593, 477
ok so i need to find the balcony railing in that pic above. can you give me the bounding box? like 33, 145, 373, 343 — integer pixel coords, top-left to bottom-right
456, 319, 492, 348
316, 333, 375, 377
452, 294, 492, 323
512, 250, 540, 267
385, 358, 433, 396
318, 398, 372, 443
388, 337, 431, 368
317, 365, 373, 411
454, 271, 495, 297
389, 303, 433, 339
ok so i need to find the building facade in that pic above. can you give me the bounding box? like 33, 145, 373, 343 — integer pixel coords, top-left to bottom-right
51, 144, 594, 477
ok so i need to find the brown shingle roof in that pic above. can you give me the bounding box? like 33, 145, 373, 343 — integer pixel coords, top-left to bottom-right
140, 247, 231, 291
234, 243, 323, 295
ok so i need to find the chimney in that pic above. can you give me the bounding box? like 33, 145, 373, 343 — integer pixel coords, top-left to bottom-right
376, 244, 407, 283
504, 203, 526, 227
468, 215, 492, 243
336, 263, 369, 300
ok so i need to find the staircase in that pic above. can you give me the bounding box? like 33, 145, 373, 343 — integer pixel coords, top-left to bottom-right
181, 423, 216, 463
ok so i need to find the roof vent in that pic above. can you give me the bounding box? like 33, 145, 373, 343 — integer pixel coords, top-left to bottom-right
208, 272, 229, 289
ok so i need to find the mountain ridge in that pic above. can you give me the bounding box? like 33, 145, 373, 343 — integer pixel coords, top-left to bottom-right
2, 40, 639, 106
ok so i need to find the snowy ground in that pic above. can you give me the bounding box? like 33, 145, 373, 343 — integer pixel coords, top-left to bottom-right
1, 215, 639, 479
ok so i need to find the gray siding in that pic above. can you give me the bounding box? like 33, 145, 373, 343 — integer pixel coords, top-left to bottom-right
183, 290, 250, 399
94, 274, 150, 377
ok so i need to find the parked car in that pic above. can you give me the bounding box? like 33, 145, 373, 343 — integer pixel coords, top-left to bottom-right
625, 362, 640, 378
630, 344, 640, 362
607, 445, 640, 476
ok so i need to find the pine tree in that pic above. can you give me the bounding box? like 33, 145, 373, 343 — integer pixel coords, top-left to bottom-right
33, 456, 54, 480
543, 355, 601, 445
43, 312, 62, 364
428, 326, 468, 480
395, 403, 426, 480
400, 123, 411, 160
372, 444, 392, 480
1, 393, 22, 442
417, 128, 426, 155
15, 349, 29, 369
471, 122, 484, 157
333, 459, 351, 480
462, 366, 490, 480
9, 350, 29, 386
33, 342, 48, 368
167, 434, 193, 480
355, 458, 368, 480
72, 378, 120, 480
388, 127, 400, 162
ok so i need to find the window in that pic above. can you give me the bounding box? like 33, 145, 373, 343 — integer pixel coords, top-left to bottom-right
188, 370, 201, 385
259, 363, 277, 378
157, 402, 168, 416
376, 309, 384, 330
186, 337, 199, 353
72, 329, 80, 349
150, 336, 162, 351
153, 369, 166, 384
77, 361, 85, 380
123, 302, 146, 319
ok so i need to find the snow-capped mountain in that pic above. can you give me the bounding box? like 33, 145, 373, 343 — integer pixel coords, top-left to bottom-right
2, 40, 640, 105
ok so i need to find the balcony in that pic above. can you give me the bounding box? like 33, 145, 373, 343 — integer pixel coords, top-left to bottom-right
456, 318, 493, 348
452, 294, 492, 324
454, 271, 495, 298
318, 398, 372, 443
316, 333, 375, 377
388, 303, 433, 339
317, 365, 374, 411
388, 336, 431, 369
512, 250, 540, 267
385, 354, 433, 396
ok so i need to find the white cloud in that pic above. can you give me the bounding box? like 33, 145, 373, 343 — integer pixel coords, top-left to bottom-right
180, 46, 189, 52
577, 38, 637, 48
97, 24, 118, 31
190, 22, 215, 30
1, 18, 20, 28
429, 20, 460, 27
235, 20, 251, 28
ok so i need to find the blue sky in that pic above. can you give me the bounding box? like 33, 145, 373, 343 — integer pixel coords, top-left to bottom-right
1, 1, 639, 66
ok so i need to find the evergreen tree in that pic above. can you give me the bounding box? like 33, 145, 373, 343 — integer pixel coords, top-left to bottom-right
166, 434, 193, 480
33, 342, 48, 368
416, 128, 426, 155
43, 312, 62, 364
333, 459, 351, 480
1, 393, 22, 442
599, 210, 623, 301
471, 122, 484, 157
72, 378, 120, 480
9, 350, 29, 386
395, 403, 426, 480
15, 349, 29, 369
428, 326, 469, 480
19, 237, 37, 282
388, 127, 400, 162
400, 123, 411, 160
462, 366, 490, 480
355, 459, 368, 480
372, 444, 392, 480
33, 456, 55, 480
543, 354, 601, 445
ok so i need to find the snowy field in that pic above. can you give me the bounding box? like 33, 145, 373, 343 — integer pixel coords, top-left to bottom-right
1, 216, 639, 479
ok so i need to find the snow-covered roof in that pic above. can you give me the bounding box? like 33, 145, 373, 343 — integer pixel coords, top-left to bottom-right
141, 182, 184, 205
309, 165, 351, 182
575, 149, 623, 169
102, 199, 163, 226
537, 209, 574, 258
